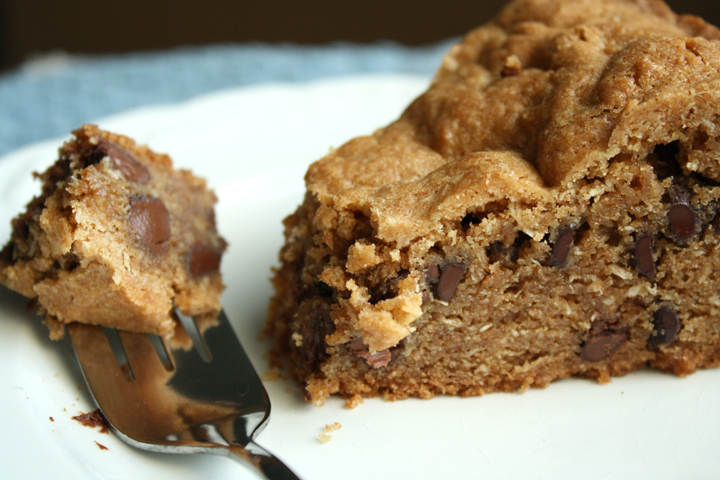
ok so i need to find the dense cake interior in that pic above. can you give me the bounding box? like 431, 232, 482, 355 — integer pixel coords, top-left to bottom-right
0, 125, 225, 339
267, 0, 720, 405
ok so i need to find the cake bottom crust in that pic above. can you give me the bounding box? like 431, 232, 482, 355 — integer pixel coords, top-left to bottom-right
299, 343, 720, 406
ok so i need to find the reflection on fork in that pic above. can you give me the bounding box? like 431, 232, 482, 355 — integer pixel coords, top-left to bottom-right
68, 310, 300, 480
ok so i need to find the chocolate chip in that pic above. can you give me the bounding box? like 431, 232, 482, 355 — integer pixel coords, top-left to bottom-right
188, 243, 221, 277
93, 140, 150, 184
668, 203, 696, 246
647, 305, 680, 349
346, 337, 366, 353
581, 332, 626, 362
129, 195, 170, 254
346, 338, 394, 369
435, 262, 466, 302
581, 319, 627, 362
634, 233, 656, 277
360, 350, 392, 368
552, 225, 576, 267
426, 264, 440, 283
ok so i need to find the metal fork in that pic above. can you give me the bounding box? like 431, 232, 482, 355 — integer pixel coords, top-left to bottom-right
68, 310, 300, 480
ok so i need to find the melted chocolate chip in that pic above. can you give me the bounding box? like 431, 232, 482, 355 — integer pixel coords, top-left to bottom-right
92, 140, 150, 184
346, 337, 366, 353
346, 337, 396, 369
435, 262, 466, 302
188, 243, 221, 277
668, 204, 696, 246
634, 233, 656, 278
647, 305, 680, 349
129, 195, 171, 254
581, 332, 627, 362
552, 225, 576, 267
360, 350, 392, 368
581, 319, 627, 362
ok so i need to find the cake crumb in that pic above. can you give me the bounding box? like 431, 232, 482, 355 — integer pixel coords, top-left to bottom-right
72, 408, 109, 434
95, 441, 109, 451
501, 54, 522, 76
318, 422, 342, 443
345, 394, 364, 409
325, 422, 342, 432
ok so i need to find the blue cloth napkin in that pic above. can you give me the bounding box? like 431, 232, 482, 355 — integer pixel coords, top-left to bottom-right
0, 41, 453, 157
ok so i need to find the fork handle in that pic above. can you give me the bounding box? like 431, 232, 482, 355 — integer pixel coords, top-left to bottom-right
225, 442, 302, 480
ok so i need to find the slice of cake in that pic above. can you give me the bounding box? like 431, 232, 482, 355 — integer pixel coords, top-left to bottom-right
0, 125, 226, 339
266, 0, 720, 405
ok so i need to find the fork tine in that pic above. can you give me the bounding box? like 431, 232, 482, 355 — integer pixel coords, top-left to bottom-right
170, 310, 271, 437
69, 312, 301, 479
69, 323, 185, 444
68, 323, 125, 382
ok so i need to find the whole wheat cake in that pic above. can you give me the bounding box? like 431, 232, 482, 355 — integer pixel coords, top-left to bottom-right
266, 0, 720, 405
0, 125, 226, 339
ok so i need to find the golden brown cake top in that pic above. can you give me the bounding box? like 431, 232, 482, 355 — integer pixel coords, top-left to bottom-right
305, 0, 720, 247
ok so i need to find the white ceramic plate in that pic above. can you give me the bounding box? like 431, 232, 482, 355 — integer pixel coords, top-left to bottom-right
1, 75, 719, 480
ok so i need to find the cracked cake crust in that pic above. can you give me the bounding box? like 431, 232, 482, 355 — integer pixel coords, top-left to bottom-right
266, 0, 720, 405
